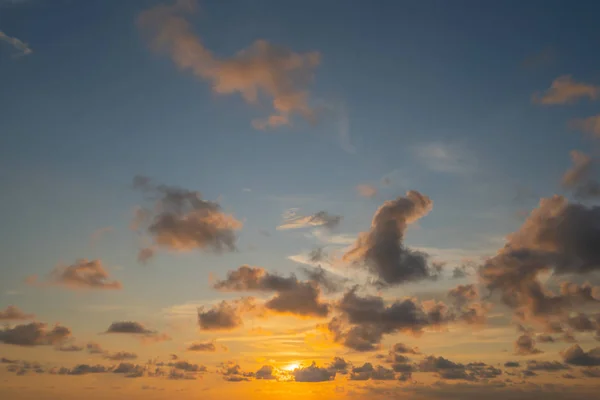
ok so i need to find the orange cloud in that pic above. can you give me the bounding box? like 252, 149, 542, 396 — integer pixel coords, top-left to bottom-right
26, 259, 121, 290
533, 75, 599, 105
138, 0, 320, 129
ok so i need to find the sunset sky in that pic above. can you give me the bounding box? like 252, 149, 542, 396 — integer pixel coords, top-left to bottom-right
2, 1, 600, 399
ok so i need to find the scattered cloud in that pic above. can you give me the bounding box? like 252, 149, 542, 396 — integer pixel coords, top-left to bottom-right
186, 341, 221, 352
131, 176, 242, 259
138, 0, 320, 130
572, 114, 600, 137
0, 305, 34, 321
294, 362, 336, 382
198, 298, 257, 331
103, 351, 138, 361
514, 334, 542, 355
356, 184, 377, 198
277, 211, 342, 231
26, 259, 121, 290
533, 75, 599, 105
0, 322, 71, 346
104, 321, 170, 343
343, 191, 436, 286
561, 345, 600, 366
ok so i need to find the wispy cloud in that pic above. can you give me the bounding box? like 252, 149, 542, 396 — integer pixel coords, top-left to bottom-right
0, 30, 32, 58
533, 75, 599, 105
138, 0, 320, 130
411, 142, 477, 175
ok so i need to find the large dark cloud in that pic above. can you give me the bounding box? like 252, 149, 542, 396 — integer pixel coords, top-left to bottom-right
324, 287, 478, 351
27, 259, 121, 290
0, 305, 34, 321
342, 191, 437, 286
0, 322, 71, 346
561, 345, 600, 366
213, 266, 330, 318
132, 176, 242, 260
480, 195, 600, 325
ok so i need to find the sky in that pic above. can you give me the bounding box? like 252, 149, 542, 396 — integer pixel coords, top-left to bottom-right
1, 0, 600, 399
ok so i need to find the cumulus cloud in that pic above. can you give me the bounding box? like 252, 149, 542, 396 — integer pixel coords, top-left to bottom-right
198, 298, 257, 331
27, 259, 121, 290
526, 360, 569, 371
327, 357, 350, 374
56, 344, 83, 352
0, 322, 71, 346
277, 211, 342, 231
219, 362, 255, 381
561, 345, 600, 366
255, 365, 276, 380
138, 0, 320, 130
113, 362, 145, 378
480, 195, 600, 324
356, 184, 378, 198
132, 176, 242, 259
0, 305, 34, 321
86, 342, 105, 354
514, 335, 542, 355
324, 288, 453, 351
104, 321, 170, 343
299, 265, 347, 294
213, 265, 330, 317
294, 362, 336, 382
533, 75, 600, 105
0, 30, 32, 57
343, 191, 436, 287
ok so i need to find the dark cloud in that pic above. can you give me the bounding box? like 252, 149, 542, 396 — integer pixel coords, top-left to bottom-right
349, 363, 395, 381
113, 363, 145, 378
0, 305, 34, 321
480, 196, 600, 324
504, 361, 520, 368
561, 344, 600, 366
342, 191, 437, 286
104, 321, 170, 343
219, 362, 254, 382
582, 368, 600, 378
132, 176, 242, 258
255, 365, 275, 380
294, 362, 336, 382
63, 364, 108, 375
198, 298, 257, 331
537, 334, 555, 343
325, 288, 454, 351
525, 360, 569, 371
103, 351, 138, 361
0, 322, 71, 346
187, 341, 216, 352
277, 211, 342, 231
327, 357, 350, 374
391, 342, 420, 355
214, 266, 330, 318
419, 357, 502, 381
300, 265, 347, 294
169, 360, 206, 372
27, 259, 121, 290
514, 335, 542, 355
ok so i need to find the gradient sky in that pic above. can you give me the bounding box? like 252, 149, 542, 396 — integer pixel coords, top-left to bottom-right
2, 1, 600, 399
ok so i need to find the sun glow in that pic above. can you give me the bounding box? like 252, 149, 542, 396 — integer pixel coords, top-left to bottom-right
283, 362, 300, 371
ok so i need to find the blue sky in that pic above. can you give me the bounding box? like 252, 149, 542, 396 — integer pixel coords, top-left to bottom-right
2, 0, 599, 326
2, 1, 600, 397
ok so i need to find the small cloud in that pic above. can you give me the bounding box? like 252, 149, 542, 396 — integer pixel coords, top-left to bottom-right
411, 142, 476, 175
0, 305, 34, 321
137, 247, 155, 264
0, 30, 32, 58
26, 259, 121, 290
355, 184, 377, 198
522, 47, 556, 69
533, 75, 599, 105
514, 335, 543, 356
104, 321, 170, 343
103, 351, 138, 361
277, 211, 342, 231
187, 341, 219, 352
571, 114, 600, 138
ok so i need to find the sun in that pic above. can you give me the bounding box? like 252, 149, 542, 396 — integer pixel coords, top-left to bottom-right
282, 362, 300, 371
